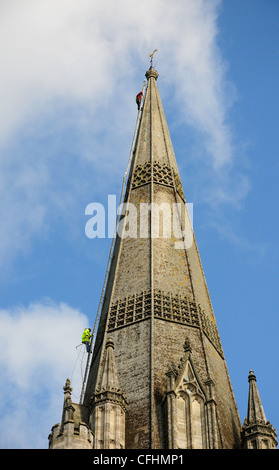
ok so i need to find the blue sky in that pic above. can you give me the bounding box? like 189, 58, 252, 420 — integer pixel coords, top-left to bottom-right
0, 0, 278, 449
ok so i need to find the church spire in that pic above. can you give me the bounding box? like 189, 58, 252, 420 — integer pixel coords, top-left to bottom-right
49, 63, 277, 449
91, 338, 127, 449
98, 337, 120, 390
247, 369, 267, 423
241, 370, 277, 449
83, 65, 242, 448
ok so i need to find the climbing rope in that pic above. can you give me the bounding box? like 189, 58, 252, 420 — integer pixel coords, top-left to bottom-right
70, 344, 86, 400
79, 79, 147, 404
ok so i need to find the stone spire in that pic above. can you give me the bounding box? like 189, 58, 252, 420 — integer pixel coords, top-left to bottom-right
83, 66, 243, 449
91, 338, 127, 449
247, 369, 267, 423
48, 379, 93, 449
98, 337, 120, 390
241, 370, 277, 449
48, 64, 278, 449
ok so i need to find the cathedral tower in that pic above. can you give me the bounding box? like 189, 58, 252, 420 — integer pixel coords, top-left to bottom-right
83, 65, 241, 449
49, 65, 276, 449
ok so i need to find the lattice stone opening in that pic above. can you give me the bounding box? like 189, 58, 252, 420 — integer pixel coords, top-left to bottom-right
107, 289, 223, 357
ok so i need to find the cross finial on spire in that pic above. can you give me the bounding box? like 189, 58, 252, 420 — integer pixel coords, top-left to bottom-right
149, 49, 158, 68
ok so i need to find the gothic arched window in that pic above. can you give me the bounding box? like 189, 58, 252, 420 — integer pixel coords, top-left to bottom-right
165, 360, 206, 449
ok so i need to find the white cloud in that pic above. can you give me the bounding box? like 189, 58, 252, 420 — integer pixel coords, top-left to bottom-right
0, 0, 239, 269
0, 300, 89, 448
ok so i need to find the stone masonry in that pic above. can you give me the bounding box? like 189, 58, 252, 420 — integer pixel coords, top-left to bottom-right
49, 66, 277, 450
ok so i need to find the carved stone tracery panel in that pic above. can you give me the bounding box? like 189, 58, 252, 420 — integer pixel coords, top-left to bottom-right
107, 289, 223, 357
131, 162, 185, 201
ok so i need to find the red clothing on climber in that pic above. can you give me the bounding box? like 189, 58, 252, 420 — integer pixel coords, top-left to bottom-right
136, 91, 143, 110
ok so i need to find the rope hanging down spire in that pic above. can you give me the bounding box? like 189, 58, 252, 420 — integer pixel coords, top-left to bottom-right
79, 51, 157, 403
79, 77, 147, 404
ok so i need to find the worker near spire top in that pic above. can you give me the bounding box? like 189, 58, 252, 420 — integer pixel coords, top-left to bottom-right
136, 91, 143, 110
82, 328, 92, 353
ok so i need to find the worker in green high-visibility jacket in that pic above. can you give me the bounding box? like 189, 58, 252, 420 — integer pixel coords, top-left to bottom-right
82, 328, 92, 353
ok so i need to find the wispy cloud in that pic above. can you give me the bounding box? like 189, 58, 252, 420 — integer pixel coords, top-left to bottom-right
0, 0, 244, 268
0, 300, 88, 448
